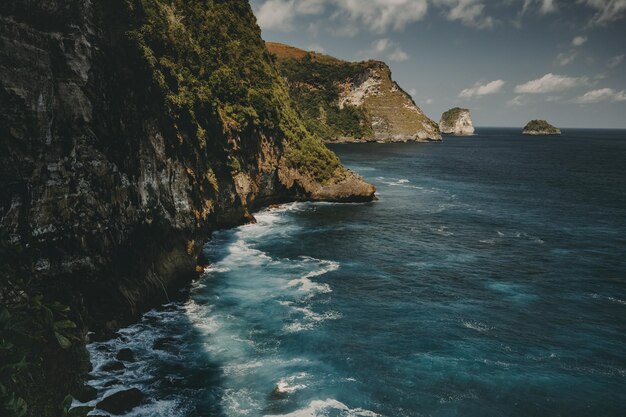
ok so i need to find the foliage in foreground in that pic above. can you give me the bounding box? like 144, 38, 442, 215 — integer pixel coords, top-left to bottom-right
0, 231, 88, 417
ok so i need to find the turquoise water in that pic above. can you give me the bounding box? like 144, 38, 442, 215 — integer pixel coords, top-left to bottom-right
87, 129, 626, 416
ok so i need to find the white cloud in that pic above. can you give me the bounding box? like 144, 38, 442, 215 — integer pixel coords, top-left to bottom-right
578, 0, 626, 25
256, 0, 503, 33
506, 95, 526, 106
425, 98, 435, 104
335, 0, 429, 32
434, 0, 496, 29
388, 49, 410, 62
255, 0, 429, 33
555, 52, 577, 66
573, 88, 626, 103
540, 0, 558, 13
307, 44, 326, 53
520, 0, 558, 16
360, 38, 411, 62
515, 73, 588, 94
608, 54, 625, 69
255, 0, 327, 31
459, 79, 505, 98
572, 36, 587, 46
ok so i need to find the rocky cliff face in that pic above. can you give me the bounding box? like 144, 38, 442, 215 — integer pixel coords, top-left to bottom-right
439, 107, 475, 136
267, 42, 441, 143
0, 2, 375, 414
522, 120, 561, 135
0, 0, 374, 328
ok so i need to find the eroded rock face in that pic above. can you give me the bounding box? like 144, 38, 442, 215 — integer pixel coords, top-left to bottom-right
340, 64, 442, 142
267, 42, 441, 143
439, 108, 475, 136
0, 0, 375, 330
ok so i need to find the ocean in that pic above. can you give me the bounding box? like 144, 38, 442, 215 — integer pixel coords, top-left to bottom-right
86, 128, 626, 417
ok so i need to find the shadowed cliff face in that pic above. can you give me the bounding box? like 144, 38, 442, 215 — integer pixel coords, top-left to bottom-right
0, 0, 375, 329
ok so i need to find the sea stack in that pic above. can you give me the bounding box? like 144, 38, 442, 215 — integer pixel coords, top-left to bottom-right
522, 120, 561, 135
439, 107, 475, 136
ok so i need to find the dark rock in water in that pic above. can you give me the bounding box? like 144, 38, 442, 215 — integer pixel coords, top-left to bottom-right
96, 388, 145, 415
72, 385, 98, 403
153, 337, 179, 352
104, 379, 121, 388
67, 406, 94, 417
100, 361, 126, 372
116, 348, 136, 362
95, 345, 112, 353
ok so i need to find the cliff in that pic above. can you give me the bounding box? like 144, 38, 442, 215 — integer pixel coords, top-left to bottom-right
267, 42, 441, 143
0, 1, 374, 415
523, 120, 561, 135
440, 107, 475, 136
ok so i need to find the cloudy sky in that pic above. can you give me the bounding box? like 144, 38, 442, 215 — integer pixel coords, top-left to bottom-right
250, 0, 626, 128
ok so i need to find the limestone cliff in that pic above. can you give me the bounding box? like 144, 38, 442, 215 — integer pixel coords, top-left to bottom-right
523, 120, 562, 135
440, 107, 475, 136
0, 2, 374, 415
267, 43, 441, 143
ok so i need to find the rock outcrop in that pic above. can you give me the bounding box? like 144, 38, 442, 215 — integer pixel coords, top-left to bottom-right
522, 120, 561, 135
96, 388, 145, 415
267, 42, 441, 143
439, 108, 475, 136
0, 2, 374, 415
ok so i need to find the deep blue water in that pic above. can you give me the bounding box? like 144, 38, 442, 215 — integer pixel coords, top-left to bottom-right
87, 128, 626, 417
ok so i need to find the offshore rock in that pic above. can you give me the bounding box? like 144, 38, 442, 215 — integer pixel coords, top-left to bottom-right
440, 107, 475, 136
523, 120, 562, 135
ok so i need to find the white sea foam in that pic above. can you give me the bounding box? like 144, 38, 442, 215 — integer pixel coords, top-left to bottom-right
463, 320, 493, 333
607, 296, 626, 305
376, 177, 422, 189
264, 399, 380, 417
287, 260, 339, 295
222, 388, 262, 417
223, 360, 265, 376
274, 372, 309, 394
183, 300, 219, 335
204, 265, 231, 274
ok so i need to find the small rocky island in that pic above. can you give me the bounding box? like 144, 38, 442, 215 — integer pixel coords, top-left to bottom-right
523, 120, 561, 135
439, 107, 475, 136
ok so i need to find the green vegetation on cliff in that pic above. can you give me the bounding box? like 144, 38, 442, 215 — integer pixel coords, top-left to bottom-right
268, 43, 374, 140
129, 0, 344, 183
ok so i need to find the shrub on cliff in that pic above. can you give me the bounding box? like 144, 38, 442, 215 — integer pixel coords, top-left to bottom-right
0, 231, 88, 417
128, 0, 344, 183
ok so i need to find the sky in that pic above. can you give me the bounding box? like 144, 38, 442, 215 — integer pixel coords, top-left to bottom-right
249, 0, 626, 128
